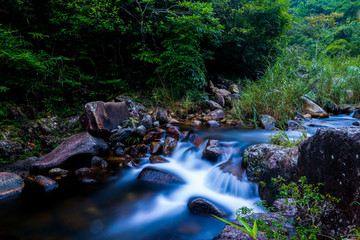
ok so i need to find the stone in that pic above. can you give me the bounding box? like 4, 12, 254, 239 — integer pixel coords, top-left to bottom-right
202, 140, 224, 162
0, 172, 24, 200
189, 134, 205, 147
187, 198, 227, 217
140, 114, 153, 129
79, 101, 130, 137
287, 120, 304, 131
137, 167, 185, 185
108, 128, 134, 142
214, 212, 294, 240
0, 140, 24, 162
153, 121, 160, 127
75, 167, 96, 181
169, 119, 180, 125
206, 100, 223, 111
32, 132, 109, 171
115, 95, 147, 113
149, 156, 169, 164
143, 130, 163, 143
163, 137, 177, 157
272, 198, 297, 217
353, 122, 360, 126
91, 156, 108, 169
353, 109, 360, 119
204, 109, 225, 121
298, 127, 360, 223
260, 114, 276, 130
149, 142, 163, 155
213, 94, 225, 108
33, 175, 59, 192
214, 88, 232, 96
48, 168, 69, 177
166, 126, 180, 140
243, 144, 298, 205
156, 109, 168, 125
2, 157, 40, 177
125, 144, 148, 157
135, 125, 147, 138
114, 147, 124, 156
191, 120, 202, 127
303, 113, 312, 118
206, 120, 220, 128
301, 97, 329, 118
228, 84, 240, 94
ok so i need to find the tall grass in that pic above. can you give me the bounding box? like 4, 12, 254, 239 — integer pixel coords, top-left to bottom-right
232, 46, 360, 121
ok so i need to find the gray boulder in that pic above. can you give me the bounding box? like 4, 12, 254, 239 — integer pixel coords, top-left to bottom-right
187, 198, 227, 217
0, 172, 24, 200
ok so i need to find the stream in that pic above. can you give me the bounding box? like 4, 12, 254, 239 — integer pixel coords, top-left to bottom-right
0, 112, 358, 240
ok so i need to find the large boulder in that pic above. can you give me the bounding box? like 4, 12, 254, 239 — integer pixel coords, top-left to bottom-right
79, 101, 130, 137
204, 109, 225, 121
137, 167, 185, 185
187, 198, 227, 217
202, 140, 224, 162
0, 172, 24, 200
298, 127, 360, 223
243, 144, 298, 205
32, 132, 109, 171
301, 97, 329, 118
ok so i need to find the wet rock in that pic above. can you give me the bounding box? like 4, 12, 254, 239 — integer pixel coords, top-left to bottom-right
114, 147, 124, 156
149, 156, 169, 164
48, 168, 69, 177
75, 167, 96, 182
213, 94, 225, 108
0, 140, 24, 162
108, 128, 134, 142
217, 158, 246, 180
163, 137, 177, 157
189, 134, 204, 147
260, 114, 276, 130
166, 126, 180, 140
140, 114, 153, 129
79, 101, 130, 137
303, 113, 312, 118
180, 131, 190, 142
353, 109, 360, 119
207, 120, 220, 128
149, 142, 163, 155
143, 130, 163, 143
0, 172, 24, 200
169, 119, 180, 125
287, 120, 304, 131
2, 157, 40, 177
135, 125, 147, 138
206, 100, 223, 111
301, 97, 329, 118
32, 132, 109, 171
204, 109, 225, 121
298, 127, 360, 223
353, 122, 360, 126
187, 198, 227, 217
115, 95, 147, 114
243, 144, 298, 205
137, 167, 185, 185
153, 121, 160, 127
202, 140, 224, 162
228, 84, 240, 94
214, 212, 294, 240
156, 109, 169, 125
272, 198, 297, 217
91, 156, 108, 169
33, 175, 58, 192
191, 120, 202, 127
104, 156, 130, 167
125, 144, 148, 157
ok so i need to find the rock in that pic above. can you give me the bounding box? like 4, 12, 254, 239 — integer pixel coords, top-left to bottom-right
191, 120, 202, 127
125, 144, 148, 157
79, 101, 130, 137
0, 172, 24, 200
214, 212, 294, 240
156, 109, 168, 125
169, 119, 180, 125
137, 167, 185, 185
339, 104, 353, 114
163, 137, 177, 157
353, 122, 360, 126
166, 126, 180, 140
114, 147, 124, 156
202, 140, 224, 162
143, 130, 163, 143
243, 144, 298, 205
149, 156, 169, 164
298, 127, 360, 223
140, 114, 153, 129
204, 109, 225, 121
149, 142, 163, 155
108, 128, 134, 142
301, 97, 329, 118
259, 114, 276, 130
33, 175, 58, 192
287, 120, 304, 131
214, 88, 232, 96
187, 198, 227, 217
135, 125, 147, 138
32, 132, 109, 171
353, 109, 360, 119
2, 157, 40, 177
303, 113, 312, 118
153, 121, 160, 127
91, 156, 108, 169
228, 84, 240, 94
75, 167, 97, 182
206, 100, 223, 111
272, 198, 297, 217
115, 95, 147, 114
207, 120, 220, 128
0, 140, 24, 162
189, 134, 204, 147
213, 95, 225, 108
48, 168, 69, 177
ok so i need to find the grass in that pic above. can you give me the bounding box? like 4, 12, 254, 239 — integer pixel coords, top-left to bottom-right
232, 45, 360, 122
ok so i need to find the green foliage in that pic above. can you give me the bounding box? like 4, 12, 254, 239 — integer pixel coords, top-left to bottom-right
268, 128, 307, 148
212, 214, 259, 239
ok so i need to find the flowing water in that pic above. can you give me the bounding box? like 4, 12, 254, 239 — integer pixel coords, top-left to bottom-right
0, 112, 358, 240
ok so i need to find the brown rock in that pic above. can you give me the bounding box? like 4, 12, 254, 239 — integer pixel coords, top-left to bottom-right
166, 126, 180, 140
204, 109, 225, 121
189, 134, 205, 147
33, 175, 59, 192
301, 97, 328, 118
202, 140, 224, 162
0, 172, 24, 200
187, 198, 227, 217
149, 142, 163, 155
150, 156, 169, 164
163, 137, 177, 157
143, 130, 163, 143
